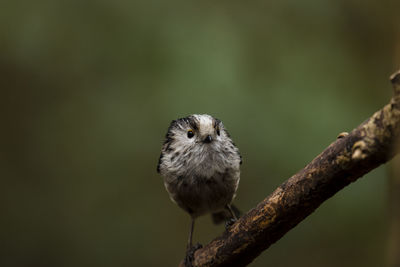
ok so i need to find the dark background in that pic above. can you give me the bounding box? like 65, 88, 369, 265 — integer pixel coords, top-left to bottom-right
1, 0, 400, 266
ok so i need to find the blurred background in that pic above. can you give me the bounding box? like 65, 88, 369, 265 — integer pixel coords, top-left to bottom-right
1, 0, 400, 266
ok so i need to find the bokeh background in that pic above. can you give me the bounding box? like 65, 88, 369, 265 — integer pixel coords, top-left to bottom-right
2, 1, 400, 266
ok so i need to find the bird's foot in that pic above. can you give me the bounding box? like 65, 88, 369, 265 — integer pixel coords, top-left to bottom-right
225, 218, 237, 230
184, 243, 202, 267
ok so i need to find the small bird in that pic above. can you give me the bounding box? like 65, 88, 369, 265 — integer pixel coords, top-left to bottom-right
157, 114, 242, 265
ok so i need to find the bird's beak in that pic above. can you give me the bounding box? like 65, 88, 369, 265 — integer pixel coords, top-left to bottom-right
203, 135, 212, 143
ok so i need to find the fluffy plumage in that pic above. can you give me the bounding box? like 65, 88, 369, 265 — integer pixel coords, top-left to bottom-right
157, 114, 242, 218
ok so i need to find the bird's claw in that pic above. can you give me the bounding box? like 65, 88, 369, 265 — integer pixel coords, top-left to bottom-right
225, 218, 237, 230
184, 243, 202, 267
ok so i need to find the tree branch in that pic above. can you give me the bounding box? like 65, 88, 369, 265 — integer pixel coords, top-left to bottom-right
180, 70, 400, 267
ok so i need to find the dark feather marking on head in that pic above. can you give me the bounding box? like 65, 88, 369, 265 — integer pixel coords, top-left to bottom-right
157, 153, 163, 173
165, 116, 199, 140
158, 119, 179, 173
165, 120, 177, 136
170, 116, 195, 130
213, 118, 221, 128
184, 116, 199, 131
161, 119, 180, 155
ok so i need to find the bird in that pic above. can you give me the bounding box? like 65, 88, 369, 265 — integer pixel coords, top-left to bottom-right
157, 114, 242, 265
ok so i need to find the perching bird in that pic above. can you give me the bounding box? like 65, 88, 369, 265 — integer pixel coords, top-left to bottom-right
157, 114, 242, 265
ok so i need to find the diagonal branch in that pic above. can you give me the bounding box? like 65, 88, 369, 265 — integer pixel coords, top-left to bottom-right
179, 70, 400, 267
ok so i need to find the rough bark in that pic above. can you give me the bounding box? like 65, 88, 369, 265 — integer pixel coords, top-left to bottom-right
180, 70, 400, 267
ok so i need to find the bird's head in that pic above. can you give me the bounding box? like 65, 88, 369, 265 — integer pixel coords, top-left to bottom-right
168, 114, 224, 149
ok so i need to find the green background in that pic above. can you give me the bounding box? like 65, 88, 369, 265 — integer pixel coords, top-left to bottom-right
1, 0, 399, 266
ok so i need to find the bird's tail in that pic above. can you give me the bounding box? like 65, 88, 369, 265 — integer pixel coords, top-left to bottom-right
211, 204, 241, 224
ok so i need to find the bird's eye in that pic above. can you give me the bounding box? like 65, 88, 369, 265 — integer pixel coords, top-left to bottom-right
187, 129, 194, 138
